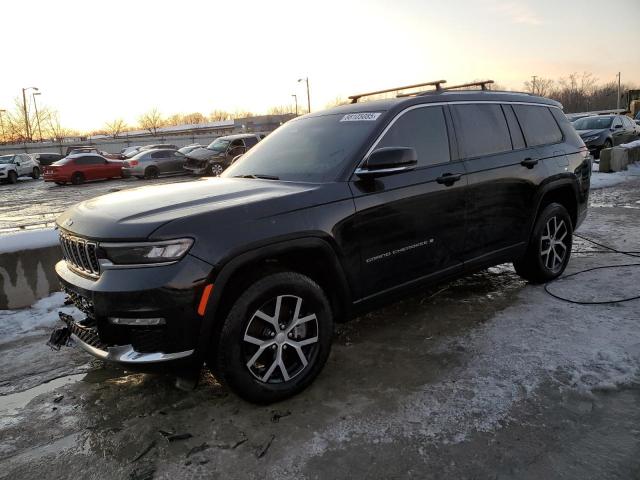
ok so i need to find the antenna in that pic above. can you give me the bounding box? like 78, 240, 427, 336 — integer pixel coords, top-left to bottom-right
349, 80, 447, 103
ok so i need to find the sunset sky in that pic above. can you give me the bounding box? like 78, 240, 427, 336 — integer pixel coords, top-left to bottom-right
3, 0, 639, 131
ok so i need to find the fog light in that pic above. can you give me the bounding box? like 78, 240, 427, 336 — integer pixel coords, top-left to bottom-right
108, 317, 166, 326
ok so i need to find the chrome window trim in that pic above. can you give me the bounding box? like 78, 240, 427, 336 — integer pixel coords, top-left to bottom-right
354, 100, 564, 174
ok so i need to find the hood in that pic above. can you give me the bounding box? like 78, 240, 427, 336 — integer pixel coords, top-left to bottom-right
0, 163, 12, 168
186, 148, 224, 161
577, 129, 605, 138
56, 177, 320, 240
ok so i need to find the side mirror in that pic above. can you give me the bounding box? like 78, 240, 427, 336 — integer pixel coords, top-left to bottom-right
614, 124, 623, 129
355, 147, 417, 178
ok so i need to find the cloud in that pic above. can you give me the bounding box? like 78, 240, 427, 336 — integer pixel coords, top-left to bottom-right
492, 1, 545, 25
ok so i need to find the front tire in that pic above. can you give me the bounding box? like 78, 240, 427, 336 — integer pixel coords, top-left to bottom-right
31, 167, 40, 179
212, 272, 333, 404
514, 203, 572, 283
208, 163, 224, 177
7, 170, 18, 184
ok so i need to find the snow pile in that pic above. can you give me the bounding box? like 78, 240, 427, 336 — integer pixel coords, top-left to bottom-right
0, 229, 58, 254
590, 162, 640, 189
620, 139, 640, 149
0, 292, 79, 345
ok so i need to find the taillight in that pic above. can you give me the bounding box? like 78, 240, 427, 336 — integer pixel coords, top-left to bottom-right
129, 160, 138, 166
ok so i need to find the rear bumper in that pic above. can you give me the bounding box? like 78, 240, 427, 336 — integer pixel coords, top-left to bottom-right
55, 254, 214, 366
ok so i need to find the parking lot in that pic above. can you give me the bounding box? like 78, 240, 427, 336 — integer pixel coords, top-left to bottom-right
0, 175, 196, 234
1, 176, 639, 479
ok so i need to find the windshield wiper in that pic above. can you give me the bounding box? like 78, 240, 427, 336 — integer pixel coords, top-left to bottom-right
232, 174, 280, 180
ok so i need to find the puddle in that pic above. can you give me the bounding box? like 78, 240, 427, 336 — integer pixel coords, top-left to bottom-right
0, 373, 86, 416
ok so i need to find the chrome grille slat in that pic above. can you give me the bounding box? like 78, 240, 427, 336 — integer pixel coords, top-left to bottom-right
59, 231, 100, 278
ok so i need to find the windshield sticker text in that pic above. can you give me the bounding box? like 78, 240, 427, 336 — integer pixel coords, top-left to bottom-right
340, 113, 382, 122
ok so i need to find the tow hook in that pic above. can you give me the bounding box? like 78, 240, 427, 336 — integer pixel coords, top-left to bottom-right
46, 312, 74, 350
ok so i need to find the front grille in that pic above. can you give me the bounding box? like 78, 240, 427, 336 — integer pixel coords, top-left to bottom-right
60, 313, 107, 350
59, 231, 100, 277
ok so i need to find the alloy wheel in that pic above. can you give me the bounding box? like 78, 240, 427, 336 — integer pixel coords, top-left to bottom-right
540, 216, 568, 272
211, 164, 224, 176
243, 295, 319, 384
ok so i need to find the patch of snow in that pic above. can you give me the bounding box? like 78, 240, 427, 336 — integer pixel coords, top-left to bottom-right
590, 162, 640, 189
0, 229, 58, 253
0, 292, 79, 345
620, 140, 640, 149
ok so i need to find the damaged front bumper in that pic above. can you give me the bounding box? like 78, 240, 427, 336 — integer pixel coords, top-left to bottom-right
54, 254, 213, 367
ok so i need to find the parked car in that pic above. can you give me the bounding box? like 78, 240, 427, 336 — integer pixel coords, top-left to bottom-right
122, 149, 188, 179
183, 134, 263, 176
65, 146, 123, 160
573, 114, 640, 158
121, 146, 142, 157
178, 144, 204, 155
0, 153, 41, 184
53, 87, 591, 403
43, 153, 123, 185
139, 144, 178, 152
31, 152, 65, 166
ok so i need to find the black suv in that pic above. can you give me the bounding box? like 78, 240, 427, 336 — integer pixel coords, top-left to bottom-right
183, 133, 263, 176
54, 86, 591, 403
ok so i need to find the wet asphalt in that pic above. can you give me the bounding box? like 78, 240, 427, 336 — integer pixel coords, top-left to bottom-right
1, 175, 640, 479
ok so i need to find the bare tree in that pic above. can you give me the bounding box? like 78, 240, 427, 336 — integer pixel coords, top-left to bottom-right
209, 110, 231, 122
266, 105, 294, 115
523, 77, 554, 96
232, 109, 255, 120
138, 108, 164, 135
324, 97, 350, 108
182, 112, 206, 124
105, 119, 127, 138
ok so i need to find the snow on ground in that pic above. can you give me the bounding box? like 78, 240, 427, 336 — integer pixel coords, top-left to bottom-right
0, 228, 57, 254
590, 161, 640, 189
0, 292, 79, 345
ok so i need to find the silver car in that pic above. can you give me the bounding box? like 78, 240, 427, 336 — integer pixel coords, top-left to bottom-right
122, 149, 187, 179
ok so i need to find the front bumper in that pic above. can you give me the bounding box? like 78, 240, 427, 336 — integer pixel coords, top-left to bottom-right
55, 253, 214, 366
183, 164, 208, 175
0, 171, 7, 178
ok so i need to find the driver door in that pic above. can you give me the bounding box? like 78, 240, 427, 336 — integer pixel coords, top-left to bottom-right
348, 105, 467, 299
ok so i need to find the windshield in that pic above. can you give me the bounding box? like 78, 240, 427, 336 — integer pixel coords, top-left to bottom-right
0, 155, 14, 164
222, 113, 382, 182
573, 116, 613, 130
207, 139, 231, 153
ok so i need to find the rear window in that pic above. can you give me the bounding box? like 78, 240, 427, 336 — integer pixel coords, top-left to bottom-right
451, 104, 512, 158
513, 105, 563, 146
377, 106, 450, 167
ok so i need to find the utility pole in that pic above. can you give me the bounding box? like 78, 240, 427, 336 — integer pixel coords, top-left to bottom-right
32, 92, 43, 142
616, 72, 621, 110
298, 77, 311, 113
531, 75, 537, 94
291, 94, 298, 116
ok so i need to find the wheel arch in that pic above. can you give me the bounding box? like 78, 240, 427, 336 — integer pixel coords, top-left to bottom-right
533, 180, 579, 230
195, 236, 352, 361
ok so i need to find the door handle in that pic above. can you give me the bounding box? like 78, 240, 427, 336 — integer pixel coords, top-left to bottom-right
521, 157, 538, 169
436, 173, 462, 185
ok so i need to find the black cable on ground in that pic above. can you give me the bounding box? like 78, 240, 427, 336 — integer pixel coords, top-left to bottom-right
543, 233, 640, 305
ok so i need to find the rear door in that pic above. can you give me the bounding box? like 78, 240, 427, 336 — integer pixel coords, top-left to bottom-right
611, 116, 625, 145
152, 150, 172, 174
454, 103, 549, 266
349, 105, 468, 299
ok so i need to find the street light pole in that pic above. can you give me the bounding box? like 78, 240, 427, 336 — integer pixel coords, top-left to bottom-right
298, 77, 311, 113
32, 92, 43, 142
21, 86, 38, 142
291, 94, 298, 116
616, 72, 621, 110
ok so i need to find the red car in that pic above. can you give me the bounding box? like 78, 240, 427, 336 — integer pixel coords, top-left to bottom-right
43, 153, 124, 185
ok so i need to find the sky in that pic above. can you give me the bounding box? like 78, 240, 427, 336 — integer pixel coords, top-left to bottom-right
2, 0, 639, 131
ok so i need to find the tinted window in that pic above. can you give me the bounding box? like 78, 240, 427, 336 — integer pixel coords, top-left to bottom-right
377, 106, 450, 166
451, 104, 512, 158
622, 117, 632, 127
244, 137, 258, 148
612, 116, 623, 128
573, 116, 613, 130
151, 150, 168, 159
514, 105, 563, 146
503, 105, 526, 150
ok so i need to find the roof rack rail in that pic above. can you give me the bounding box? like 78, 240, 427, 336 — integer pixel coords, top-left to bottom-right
442, 80, 495, 91
349, 80, 447, 103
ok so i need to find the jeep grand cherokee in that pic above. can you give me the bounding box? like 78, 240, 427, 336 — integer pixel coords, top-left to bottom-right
53, 84, 591, 403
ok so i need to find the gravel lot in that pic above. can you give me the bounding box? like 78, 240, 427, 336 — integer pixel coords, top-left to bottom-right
1, 175, 640, 479
0, 175, 196, 234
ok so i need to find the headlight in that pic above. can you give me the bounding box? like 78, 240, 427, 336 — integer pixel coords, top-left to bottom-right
583, 135, 600, 142
0, 167, 6, 172
99, 238, 193, 265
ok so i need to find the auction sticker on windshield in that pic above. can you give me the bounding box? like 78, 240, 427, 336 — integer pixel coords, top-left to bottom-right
340, 112, 382, 122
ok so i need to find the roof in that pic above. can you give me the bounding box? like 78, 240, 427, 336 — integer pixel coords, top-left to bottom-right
309, 90, 562, 118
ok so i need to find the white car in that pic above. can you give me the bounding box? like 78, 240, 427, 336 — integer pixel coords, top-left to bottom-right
0, 153, 41, 184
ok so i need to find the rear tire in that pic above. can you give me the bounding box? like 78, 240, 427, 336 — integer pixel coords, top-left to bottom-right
513, 203, 572, 283
211, 271, 333, 404
71, 172, 85, 185
7, 170, 17, 184
55, 181, 65, 186
31, 167, 40, 179
144, 167, 159, 179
